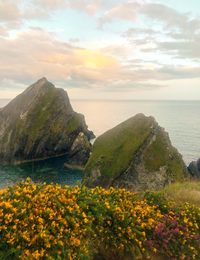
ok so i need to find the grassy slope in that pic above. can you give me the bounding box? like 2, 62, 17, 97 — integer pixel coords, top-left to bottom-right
160, 181, 200, 207
144, 131, 187, 181
85, 114, 154, 180
4, 87, 59, 149
8, 88, 83, 152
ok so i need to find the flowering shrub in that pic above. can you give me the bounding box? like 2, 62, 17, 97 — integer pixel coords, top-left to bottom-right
145, 192, 200, 259
0, 179, 200, 259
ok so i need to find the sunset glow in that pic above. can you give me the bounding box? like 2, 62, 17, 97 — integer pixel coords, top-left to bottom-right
0, 0, 200, 99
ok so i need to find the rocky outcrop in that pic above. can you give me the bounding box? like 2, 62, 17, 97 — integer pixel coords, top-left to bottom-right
188, 159, 200, 178
0, 77, 94, 165
83, 114, 188, 191
64, 132, 92, 169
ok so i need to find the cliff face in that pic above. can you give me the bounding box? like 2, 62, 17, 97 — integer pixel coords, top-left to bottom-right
0, 78, 94, 164
83, 114, 188, 191
188, 159, 200, 178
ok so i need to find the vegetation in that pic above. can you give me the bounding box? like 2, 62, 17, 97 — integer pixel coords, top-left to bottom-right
84, 114, 187, 189
85, 114, 153, 181
0, 78, 92, 164
144, 131, 187, 180
7, 87, 60, 148
160, 181, 200, 207
13, 88, 82, 148
1, 179, 200, 259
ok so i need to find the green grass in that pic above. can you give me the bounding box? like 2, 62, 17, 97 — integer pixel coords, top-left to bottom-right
85, 114, 154, 183
160, 181, 200, 207
144, 132, 187, 181
144, 131, 169, 171
84, 114, 187, 187
24, 89, 83, 140
1, 87, 85, 161
64, 113, 83, 135
9, 87, 60, 148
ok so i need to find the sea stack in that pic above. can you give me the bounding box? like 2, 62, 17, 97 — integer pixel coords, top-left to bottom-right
0, 77, 94, 165
188, 159, 200, 178
83, 114, 188, 191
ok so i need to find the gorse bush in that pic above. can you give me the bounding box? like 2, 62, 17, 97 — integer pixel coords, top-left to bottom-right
0, 179, 200, 259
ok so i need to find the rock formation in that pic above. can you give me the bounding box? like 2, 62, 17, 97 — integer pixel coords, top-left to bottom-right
0, 77, 94, 165
64, 132, 92, 170
83, 114, 188, 191
188, 159, 200, 178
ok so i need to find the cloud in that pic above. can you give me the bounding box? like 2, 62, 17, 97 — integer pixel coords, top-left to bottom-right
0, 0, 21, 22
0, 0, 23, 31
97, 1, 200, 66
140, 3, 187, 28
68, 1, 101, 15
122, 2, 200, 62
0, 27, 121, 88
1, 1, 200, 98
157, 39, 200, 59
34, 0, 67, 9
34, 0, 102, 15
0, 26, 8, 37
98, 1, 142, 27
75, 49, 119, 69
0, 0, 101, 31
101, 44, 132, 58
1, 24, 200, 96
0, 28, 72, 84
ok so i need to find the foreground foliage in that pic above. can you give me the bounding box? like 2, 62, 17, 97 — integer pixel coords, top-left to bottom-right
161, 181, 200, 207
0, 180, 200, 259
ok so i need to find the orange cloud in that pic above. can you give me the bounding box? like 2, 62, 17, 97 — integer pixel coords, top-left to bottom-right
75, 49, 119, 69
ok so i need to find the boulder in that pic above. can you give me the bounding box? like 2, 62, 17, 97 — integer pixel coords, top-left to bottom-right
188, 159, 200, 178
83, 114, 188, 191
64, 132, 92, 169
0, 77, 94, 165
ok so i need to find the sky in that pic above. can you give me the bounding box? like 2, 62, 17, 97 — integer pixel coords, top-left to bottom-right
0, 0, 200, 100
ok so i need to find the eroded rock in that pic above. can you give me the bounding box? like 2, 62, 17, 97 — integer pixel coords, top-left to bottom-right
0, 77, 94, 165
83, 114, 188, 191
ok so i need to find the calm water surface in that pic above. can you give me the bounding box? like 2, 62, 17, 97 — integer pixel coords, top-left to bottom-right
0, 155, 82, 189
0, 99, 200, 188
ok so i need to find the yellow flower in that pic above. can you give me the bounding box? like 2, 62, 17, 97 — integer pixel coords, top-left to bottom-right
153, 248, 157, 253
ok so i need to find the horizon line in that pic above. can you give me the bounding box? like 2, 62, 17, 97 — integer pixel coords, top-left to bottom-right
0, 98, 200, 102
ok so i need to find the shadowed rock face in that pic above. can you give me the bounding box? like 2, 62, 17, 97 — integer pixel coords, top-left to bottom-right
188, 159, 200, 178
0, 77, 94, 165
83, 114, 188, 191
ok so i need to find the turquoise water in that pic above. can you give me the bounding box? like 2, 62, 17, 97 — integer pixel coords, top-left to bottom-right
0, 99, 200, 187
0, 155, 82, 189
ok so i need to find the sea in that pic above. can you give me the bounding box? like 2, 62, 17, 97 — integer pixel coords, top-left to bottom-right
0, 99, 200, 188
